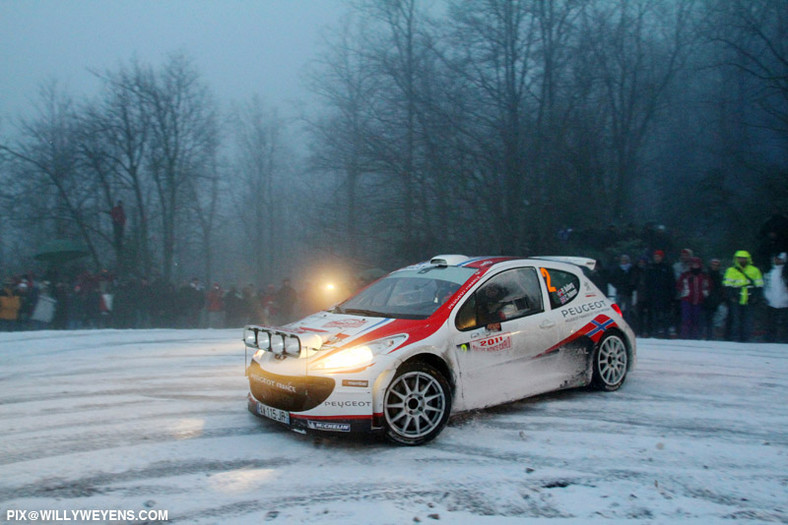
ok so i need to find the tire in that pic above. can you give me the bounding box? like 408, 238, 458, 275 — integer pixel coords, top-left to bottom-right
592, 333, 629, 391
383, 360, 452, 446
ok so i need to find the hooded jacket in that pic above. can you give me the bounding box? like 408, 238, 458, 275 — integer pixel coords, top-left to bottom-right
764, 256, 788, 309
723, 251, 764, 305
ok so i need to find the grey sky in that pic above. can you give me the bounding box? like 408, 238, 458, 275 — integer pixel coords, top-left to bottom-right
0, 0, 349, 120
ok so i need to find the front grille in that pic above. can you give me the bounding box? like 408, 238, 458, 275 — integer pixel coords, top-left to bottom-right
247, 361, 335, 412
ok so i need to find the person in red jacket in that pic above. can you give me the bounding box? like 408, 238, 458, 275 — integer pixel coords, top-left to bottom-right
677, 257, 711, 339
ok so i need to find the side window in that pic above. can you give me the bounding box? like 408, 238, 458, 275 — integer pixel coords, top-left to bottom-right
540, 268, 580, 309
455, 268, 544, 331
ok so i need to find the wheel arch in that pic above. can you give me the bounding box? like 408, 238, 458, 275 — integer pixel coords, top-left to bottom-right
371, 349, 455, 416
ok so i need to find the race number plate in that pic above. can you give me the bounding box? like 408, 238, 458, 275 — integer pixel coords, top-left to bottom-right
255, 402, 290, 425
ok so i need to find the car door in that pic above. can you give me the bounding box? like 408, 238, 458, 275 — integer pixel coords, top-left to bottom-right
450, 266, 562, 411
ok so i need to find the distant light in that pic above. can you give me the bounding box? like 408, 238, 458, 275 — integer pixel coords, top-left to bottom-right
325, 283, 335, 291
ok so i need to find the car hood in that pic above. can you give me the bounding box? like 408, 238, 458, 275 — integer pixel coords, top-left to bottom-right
283, 311, 440, 352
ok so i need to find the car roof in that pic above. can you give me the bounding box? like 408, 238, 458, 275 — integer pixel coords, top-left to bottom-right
426, 255, 596, 272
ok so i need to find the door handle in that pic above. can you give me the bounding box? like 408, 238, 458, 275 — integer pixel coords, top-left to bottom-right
540, 320, 556, 329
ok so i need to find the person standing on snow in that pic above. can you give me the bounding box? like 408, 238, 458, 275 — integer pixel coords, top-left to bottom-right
608, 254, 636, 325
647, 250, 675, 338
723, 250, 764, 342
763, 252, 788, 343
704, 258, 726, 340
275, 279, 298, 325
676, 257, 710, 339
0, 278, 21, 331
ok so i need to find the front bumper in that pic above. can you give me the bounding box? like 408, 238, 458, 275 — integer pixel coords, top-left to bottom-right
246, 360, 378, 434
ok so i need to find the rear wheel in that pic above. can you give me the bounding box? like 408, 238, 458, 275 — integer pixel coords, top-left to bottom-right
383, 361, 452, 446
592, 333, 629, 391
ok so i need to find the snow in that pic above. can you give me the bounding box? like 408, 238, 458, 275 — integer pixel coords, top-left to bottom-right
1, 329, 786, 524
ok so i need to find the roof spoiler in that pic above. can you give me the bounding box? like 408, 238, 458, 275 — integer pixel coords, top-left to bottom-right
532, 256, 597, 271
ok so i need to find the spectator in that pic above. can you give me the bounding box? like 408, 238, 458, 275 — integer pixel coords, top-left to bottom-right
206, 283, 225, 328
647, 250, 675, 338
241, 284, 257, 325
180, 278, 204, 328
704, 258, 726, 340
633, 256, 651, 336
763, 252, 788, 343
30, 281, 57, 330
15, 280, 34, 330
275, 278, 298, 325
0, 278, 21, 331
608, 255, 636, 325
677, 257, 711, 339
52, 281, 71, 330
259, 284, 277, 325
224, 286, 245, 328
673, 248, 694, 280
723, 250, 764, 342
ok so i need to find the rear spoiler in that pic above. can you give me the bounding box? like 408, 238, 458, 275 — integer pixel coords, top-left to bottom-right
531, 256, 597, 271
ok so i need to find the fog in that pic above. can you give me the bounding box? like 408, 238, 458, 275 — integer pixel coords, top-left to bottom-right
1, 0, 786, 292
0, 1, 346, 119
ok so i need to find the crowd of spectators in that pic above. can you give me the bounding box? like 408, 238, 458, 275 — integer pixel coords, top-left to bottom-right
0, 272, 302, 332
2, 214, 787, 342
595, 248, 787, 343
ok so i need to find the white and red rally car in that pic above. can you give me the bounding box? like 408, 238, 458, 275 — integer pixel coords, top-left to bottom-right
244, 255, 636, 445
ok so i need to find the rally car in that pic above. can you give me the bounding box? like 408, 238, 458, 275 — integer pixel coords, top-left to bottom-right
244, 255, 636, 445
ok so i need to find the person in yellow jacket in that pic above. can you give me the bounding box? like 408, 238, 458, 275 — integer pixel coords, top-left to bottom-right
1, 278, 22, 331
723, 250, 764, 342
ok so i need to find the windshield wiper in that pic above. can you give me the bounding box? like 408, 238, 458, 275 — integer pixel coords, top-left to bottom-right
341, 308, 387, 318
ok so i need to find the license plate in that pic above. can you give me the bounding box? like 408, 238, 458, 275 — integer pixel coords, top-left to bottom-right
256, 402, 290, 425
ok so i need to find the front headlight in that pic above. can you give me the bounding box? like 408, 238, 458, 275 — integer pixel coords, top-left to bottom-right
311, 335, 407, 372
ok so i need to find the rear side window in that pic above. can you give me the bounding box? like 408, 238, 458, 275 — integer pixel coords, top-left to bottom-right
455, 268, 543, 331
540, 268, 580, 309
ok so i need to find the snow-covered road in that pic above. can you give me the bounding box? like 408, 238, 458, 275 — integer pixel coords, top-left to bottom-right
1, 330, 786, 524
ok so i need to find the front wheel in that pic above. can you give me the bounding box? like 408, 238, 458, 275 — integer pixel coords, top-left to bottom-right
592, 333, 629, 391
383, 361, 452, 446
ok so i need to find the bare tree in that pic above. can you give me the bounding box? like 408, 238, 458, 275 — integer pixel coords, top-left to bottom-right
138, 54, 219, 282
86, 60, 155, 275
444, 0, 542, 253
306, 16, 380, 259
0, 82, 102, 267
231, 97, 285, 285
580, 0, 697, 219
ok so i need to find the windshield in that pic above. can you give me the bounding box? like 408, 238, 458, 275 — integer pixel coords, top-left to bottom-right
334, 266, 477, 319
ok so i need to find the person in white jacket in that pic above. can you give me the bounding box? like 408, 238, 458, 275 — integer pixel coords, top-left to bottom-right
764, 252, 788, 343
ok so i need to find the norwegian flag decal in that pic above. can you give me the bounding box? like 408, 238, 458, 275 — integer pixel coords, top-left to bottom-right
586, 317, 615, 342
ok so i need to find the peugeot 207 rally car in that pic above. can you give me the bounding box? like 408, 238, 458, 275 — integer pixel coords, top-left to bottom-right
244, 255, 636, 445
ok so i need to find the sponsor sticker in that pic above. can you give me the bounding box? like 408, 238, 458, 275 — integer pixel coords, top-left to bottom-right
307, 421, 351, 432
324, 400, 371, 408
323, 318, 367, 329
342, 379, 369, 387
470, 333, 512, 352
560, 300, 607, 320
251, 374, 298, 394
